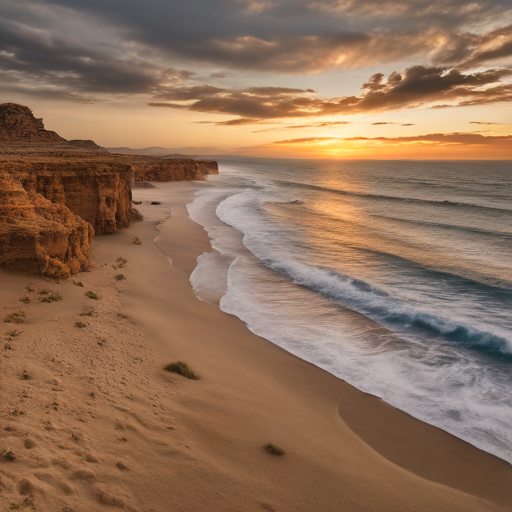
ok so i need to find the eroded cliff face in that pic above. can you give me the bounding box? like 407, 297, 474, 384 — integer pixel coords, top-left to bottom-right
131, 158, 219, 182
8, 161, 134, 236
0, 102, 218, 278
0, 171, 94, 278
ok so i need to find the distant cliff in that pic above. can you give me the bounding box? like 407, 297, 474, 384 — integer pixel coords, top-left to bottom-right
131, 158, 218, 182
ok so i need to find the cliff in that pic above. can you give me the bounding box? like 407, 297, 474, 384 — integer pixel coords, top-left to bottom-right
0, 102, 218, 278
131, 157, 218, 182
0, 103, 67, 144
0, 171, 94, 278
7, 161, 134, 236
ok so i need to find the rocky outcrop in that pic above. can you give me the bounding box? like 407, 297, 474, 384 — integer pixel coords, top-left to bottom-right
68, 139, 107, 152
7, 161, 134, 236
0, 171, 93, 278
0, 103, 67, 144
132, 158, 218, 182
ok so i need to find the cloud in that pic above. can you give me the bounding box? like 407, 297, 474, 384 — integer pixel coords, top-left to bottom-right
469, 121, 506, 125
372, 122, 416, 126
271, 132, 512, 145
149, 65, 512, 121
252, 120, 352, 132
0, 0, 511, 101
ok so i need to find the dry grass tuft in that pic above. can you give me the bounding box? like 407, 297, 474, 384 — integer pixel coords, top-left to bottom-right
163, 361, 199, 380
38, 291, 62, 303
23, 439, 35, 449
264, 444, 285, 456
4, 311, 26, 324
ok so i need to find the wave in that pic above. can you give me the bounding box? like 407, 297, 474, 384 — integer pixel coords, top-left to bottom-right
277, 180, 512, 214
261, 258, 512, 358
370, 214, 512, 239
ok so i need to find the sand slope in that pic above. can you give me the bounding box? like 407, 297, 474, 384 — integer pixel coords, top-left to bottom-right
1, 183, 511, 512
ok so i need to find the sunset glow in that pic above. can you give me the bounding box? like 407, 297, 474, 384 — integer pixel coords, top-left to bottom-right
1, 0, 511, 158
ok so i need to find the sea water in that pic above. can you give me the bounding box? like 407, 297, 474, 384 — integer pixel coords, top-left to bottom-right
186, 157, 512, 463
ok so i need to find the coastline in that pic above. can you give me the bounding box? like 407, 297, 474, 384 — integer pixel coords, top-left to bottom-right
1, 181, 511, 512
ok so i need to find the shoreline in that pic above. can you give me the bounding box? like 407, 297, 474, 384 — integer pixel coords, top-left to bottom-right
1, 181, 511, 511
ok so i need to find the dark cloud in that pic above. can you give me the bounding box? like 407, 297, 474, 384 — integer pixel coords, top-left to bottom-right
272, 133, 512, 145
470, 121, 506, 125
0, 0, 511, 102
149, 66, 512, 121
372, 122, 415, 126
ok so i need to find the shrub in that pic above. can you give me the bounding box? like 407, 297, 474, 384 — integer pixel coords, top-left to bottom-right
80, 309, 94, 317
116, 257, 128, 269
264, 444, 285, 456
7, 329, 22, 337
23, 439, 35, 449
115, 274, 126, 281
75, 321, 87, 329
85, 291, 99, 300
38, 291, 62, 303
73, 280, 84, 287
4, 312, 26, 324
19, 297, 31, 304
25, 283, 34, 293
163, 361, 199, 380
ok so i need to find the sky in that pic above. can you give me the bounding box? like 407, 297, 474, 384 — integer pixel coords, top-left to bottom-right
1, 0, 511, 158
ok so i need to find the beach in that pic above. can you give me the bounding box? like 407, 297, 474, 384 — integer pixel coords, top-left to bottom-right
1, 181, 511, 512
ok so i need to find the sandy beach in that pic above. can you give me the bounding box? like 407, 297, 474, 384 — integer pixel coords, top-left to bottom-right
1, 181, 511, 512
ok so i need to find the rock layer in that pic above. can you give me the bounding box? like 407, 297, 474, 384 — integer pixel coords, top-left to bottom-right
131, 158, 218, 182
0, 171, 94, 278
8, 161, 134, 236
0, 103, 66, 144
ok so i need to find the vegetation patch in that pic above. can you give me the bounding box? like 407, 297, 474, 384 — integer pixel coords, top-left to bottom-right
264, 444, 285, 456
73, 280, 84, 287
2, 449, 16, 461
116, 257, 128, 269
85, 291, 99, 300
4, 311, 26, 324
115, 274, 126, 281
25, 283, 34, 293
75, 321, 87, 329
38, 291, 62, 303
80, 308, 95, 317
23, 439, 35, 449
19, 296, 31, 304
132, 237, 142, 245
163, 361, 199, 380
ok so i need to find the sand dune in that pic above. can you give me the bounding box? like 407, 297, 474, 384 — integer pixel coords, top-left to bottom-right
1, 182, 511, 512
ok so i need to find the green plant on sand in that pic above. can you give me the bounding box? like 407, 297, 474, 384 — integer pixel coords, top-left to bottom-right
38, 291, 62, 303
163, 361, 199, 380
4, 311, 26, 324
264, 444, 285, 456
85, 291, 99, 300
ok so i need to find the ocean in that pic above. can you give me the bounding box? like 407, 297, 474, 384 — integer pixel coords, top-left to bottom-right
185, 157, 512, 464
